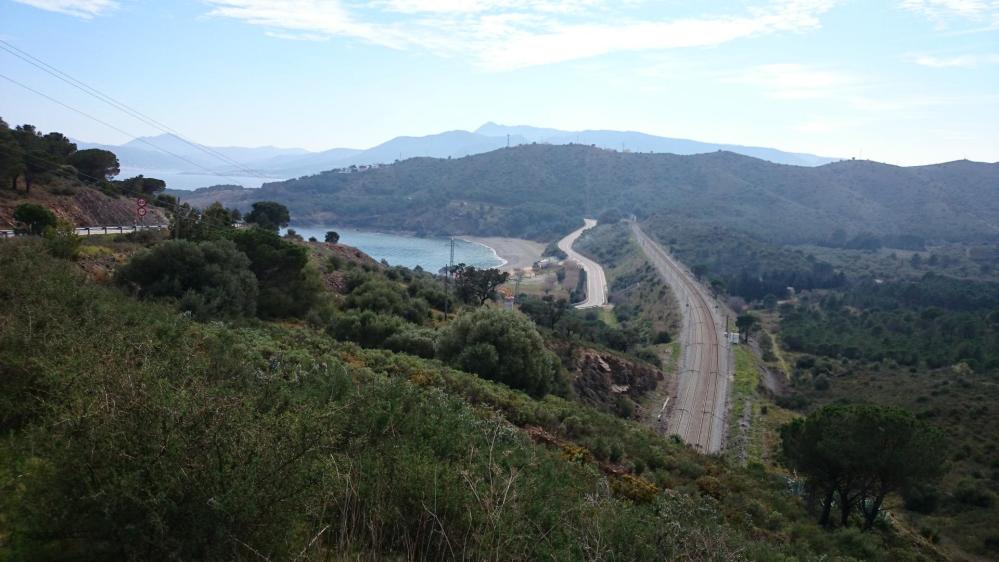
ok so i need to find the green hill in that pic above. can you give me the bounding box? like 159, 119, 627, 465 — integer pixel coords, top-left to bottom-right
178, 145, 999, 243
1, 230, 947, 560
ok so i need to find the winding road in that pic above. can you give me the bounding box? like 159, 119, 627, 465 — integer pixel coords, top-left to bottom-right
631, 222, 730, 453
557, 218, 608, 309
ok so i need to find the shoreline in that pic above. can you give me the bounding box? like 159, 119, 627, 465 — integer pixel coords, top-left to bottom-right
459, 238, 508, 269
459, 236, 545, 272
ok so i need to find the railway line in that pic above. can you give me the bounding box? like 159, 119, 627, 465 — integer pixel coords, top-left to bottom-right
631, 222, 730, 453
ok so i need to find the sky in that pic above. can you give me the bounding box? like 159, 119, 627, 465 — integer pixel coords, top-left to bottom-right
1, 0, 997, 165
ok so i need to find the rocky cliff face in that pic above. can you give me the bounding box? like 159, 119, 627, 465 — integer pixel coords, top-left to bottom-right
0, 185, 167, 229
553, 343, 663, 418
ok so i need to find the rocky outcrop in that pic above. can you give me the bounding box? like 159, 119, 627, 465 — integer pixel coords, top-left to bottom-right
0, 184, 167, 228
553, 343, 663, 417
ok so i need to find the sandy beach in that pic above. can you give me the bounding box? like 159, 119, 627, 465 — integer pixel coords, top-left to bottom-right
460, 236, 545, 272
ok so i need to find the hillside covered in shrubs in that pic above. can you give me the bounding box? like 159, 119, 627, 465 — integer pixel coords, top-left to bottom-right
0, 204, 948, 560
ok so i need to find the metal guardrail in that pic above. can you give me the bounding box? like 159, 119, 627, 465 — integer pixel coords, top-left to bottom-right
0, 224, 168, 239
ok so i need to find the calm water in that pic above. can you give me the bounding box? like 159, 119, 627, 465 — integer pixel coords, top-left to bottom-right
283, 225, 504, 271
122, 168, 281, 190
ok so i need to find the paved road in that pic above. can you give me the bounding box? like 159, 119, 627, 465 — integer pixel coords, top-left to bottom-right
557, 218, 608, 309
0, 224, 167, 239
631, 222, 730, 453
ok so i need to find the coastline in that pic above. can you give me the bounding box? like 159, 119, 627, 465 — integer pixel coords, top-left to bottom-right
459, 236, 545, 272
460, 238, 508, 269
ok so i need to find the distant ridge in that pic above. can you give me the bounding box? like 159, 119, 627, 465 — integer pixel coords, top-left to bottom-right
475, 123, 837, 166
76, 123, 839, 189
174, 143, 999, 243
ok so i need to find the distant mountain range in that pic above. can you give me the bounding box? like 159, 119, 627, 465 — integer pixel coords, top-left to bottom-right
78, 123, 839, 188
175, 144, 999, 243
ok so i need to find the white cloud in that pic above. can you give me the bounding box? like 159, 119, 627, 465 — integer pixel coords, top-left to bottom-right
204, 0, 841, 70
912, 52, 999, 66
727, 63, 855, 99
899, 0, 999, 27
11, 0, 117, 18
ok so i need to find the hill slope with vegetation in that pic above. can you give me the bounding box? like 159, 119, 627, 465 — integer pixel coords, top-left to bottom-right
0, 201, 949, 560
1, 118, 171, 229
178, 144, 999, 242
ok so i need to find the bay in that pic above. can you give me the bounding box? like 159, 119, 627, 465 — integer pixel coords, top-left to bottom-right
283, 225, 505, 271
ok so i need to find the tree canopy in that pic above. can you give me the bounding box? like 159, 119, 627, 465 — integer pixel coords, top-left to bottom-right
13, 203, 57, 235
452, 264, 510, 305
244, 201, 290, 232
781, 404, 947, 529
438, 308, 562, 397
230, 227, 318, 318
115, 239, 259, 319
68, 149, 120, 182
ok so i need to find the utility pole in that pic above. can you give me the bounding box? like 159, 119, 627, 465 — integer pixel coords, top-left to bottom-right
443, 262, 450, 321
444, 237, 455, 321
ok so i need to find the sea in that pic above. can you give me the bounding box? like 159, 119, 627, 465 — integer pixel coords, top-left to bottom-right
122, 168, 279, 190
282, 225, 504, 271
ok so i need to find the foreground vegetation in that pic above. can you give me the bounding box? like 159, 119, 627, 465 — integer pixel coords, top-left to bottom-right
707, 245, 999, 557
0, 229, 948, 560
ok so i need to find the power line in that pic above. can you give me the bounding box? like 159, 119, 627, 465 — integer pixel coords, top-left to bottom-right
0, 72, 250, 186
0, 145, 243, 237
0, 39, 272, 180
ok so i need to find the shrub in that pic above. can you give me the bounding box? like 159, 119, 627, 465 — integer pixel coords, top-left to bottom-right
954, 479, 996, 508
813, 373, 830, 391
903, 484, 940, 513
43, 221, 81, 259
330, 310, 405, 348
384, 328, 437, 359
634, 348, 662, 368
438, 308, 562, 397
610, 474, 659, 503
231, 228, 319, 318
696, 476, 723, 499
613, 395, 635, 419
115, 239, 258, 319
13, 203, 57, 235
244, 201, 290, 232
345, 275, 430, 324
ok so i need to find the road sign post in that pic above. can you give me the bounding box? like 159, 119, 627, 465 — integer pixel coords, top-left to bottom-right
136, 197, 148, 224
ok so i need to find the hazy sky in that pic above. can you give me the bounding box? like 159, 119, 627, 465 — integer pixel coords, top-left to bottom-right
2, 0, 997, 165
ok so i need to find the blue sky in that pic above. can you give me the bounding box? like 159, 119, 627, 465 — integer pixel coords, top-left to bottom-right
1, 0, 997, 165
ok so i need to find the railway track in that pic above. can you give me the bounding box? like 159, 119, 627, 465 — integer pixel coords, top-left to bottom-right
631, 222, 729, 453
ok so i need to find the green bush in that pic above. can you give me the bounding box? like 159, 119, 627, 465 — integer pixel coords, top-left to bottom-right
230, 228, 320, 318
438, 308, 563, 398
13, 203, 56, 235
43, 221, 81, 259
384, 327, 437, 358
0, 241, 938, 561
812, 373, 831, 391
330, 310, 406, 348
243, 201, 289, 232
954, 479, 996, 508
115, 239, 258, 319
345, 272, 430, 324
